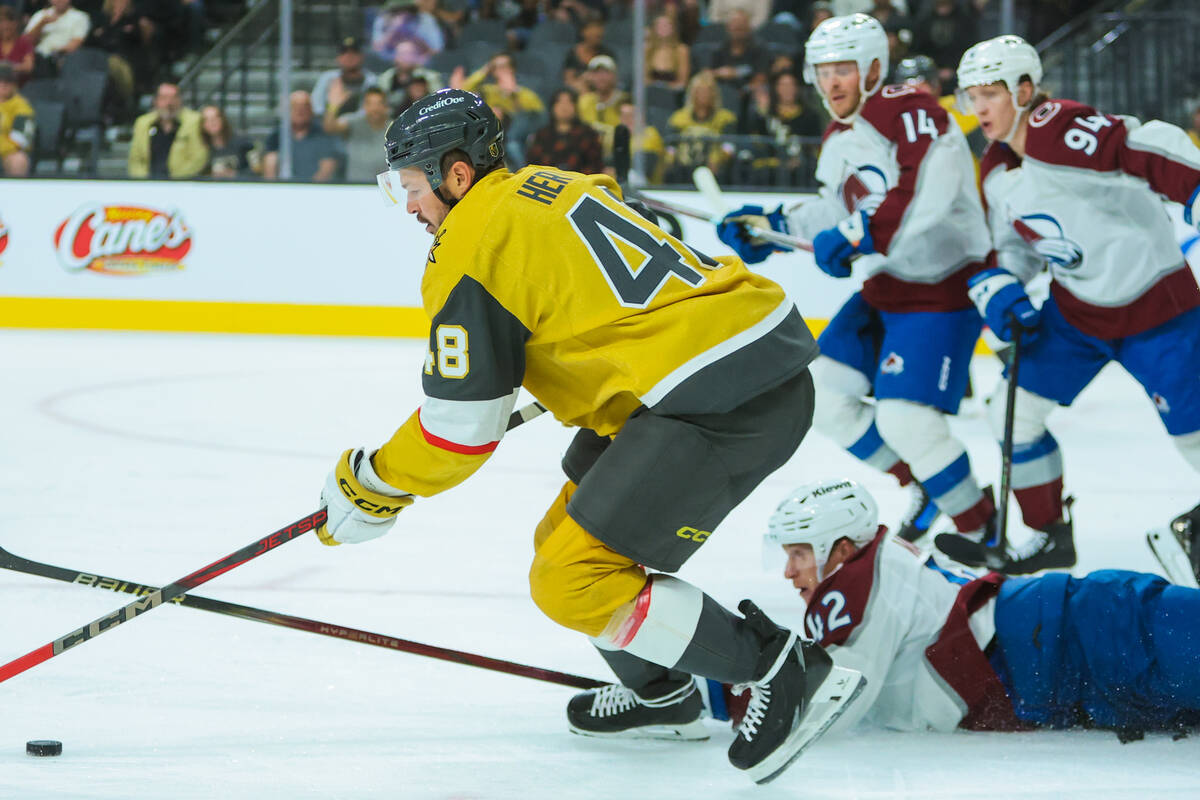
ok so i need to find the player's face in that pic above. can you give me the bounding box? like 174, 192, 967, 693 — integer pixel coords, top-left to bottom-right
782, 544, 820, 601
397, 167, 448, 234
964, 82, 1016, 141
815, 61, 861, 118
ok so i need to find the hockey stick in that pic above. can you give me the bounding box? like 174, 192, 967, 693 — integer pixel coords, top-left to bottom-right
634, 194, 815, 253
0, 401, 550, 685
984, 330, 1022, 570
0, 544, 606, 689
690, 166, 815, 252
0, 508, 327, 683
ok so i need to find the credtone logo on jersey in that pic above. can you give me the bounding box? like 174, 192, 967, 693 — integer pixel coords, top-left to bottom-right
1012, 213, 1084, 269
53, 204, 192, 275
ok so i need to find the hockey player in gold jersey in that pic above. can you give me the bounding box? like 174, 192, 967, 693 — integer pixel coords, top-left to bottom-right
316, 89, 864, 783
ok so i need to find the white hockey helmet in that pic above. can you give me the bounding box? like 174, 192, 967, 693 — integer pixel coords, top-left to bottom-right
956, 35, 1043, 112
803, 13, 889, 123
763, 478, 879, 577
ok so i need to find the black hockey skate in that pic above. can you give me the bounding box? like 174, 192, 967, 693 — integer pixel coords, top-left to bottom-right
897, 481, 941, 543
727, 601, 866, 785
567, 680, 708, 740
936, 498, 1076, 575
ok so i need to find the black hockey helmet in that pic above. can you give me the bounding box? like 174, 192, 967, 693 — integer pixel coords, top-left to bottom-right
892, 55, 938, 87
382, 89, 505, 192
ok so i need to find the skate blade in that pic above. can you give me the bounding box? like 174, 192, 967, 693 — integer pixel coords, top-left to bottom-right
567, 718, 709, 741
746, 666, 867, 785
1146, 528, 1200, 588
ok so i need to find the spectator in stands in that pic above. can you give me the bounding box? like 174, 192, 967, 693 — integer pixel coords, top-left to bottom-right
323, 86, 391, 183
809, 1, 834, 30
312, 36, 378, 119
666, 70, 736, 179
709, 8, 767, 105
562, 16, 612, 94
263, 90, 340, 182
578, 54, 627, 149
707, 0, 770, 29
24, 0, 89, 76
551, 0, 609, 27
200, 104, 253, 179
128, 81, 208, 179
911, 0, 977, 88
461, 51, 544, 164
376, 38, 440, 115
742, 69, 822, 140
396, 74, 430, 114
0, 62, 32, 176
616, 98, 664, 184
644, 11, 688, 91
371, 0, 448, 63
0, 7, 35, 84
524, 87, 604, 174
85, 0, 154, 122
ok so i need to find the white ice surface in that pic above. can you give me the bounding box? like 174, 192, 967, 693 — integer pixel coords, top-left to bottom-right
1, 330, 1198, 799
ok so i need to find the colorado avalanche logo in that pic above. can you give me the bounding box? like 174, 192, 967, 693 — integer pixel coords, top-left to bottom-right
840, 165, 888, 215
1012, 213, 1084, 270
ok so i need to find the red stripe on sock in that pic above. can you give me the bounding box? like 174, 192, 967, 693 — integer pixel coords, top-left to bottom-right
953, 492, 996, 533
612, 582, 654, 649
888, 461, 914, 487
1014, 479, 1064, 531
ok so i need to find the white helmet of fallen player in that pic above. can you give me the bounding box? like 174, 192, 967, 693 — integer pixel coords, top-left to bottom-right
956, 35, 1043, 141
803, 13, 888, 124
763, 478, 880, 578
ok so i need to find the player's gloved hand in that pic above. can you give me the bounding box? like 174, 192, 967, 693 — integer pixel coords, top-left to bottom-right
812, 210, 875, 278
716, 204, 791, 264
967, 266, 1040, 343
317, 448, 414, 546
1185, 184, 1200, 231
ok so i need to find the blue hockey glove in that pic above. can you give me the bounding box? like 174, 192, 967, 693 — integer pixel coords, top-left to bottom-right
812, 210, 874, 278
716, 204, 791, 265
1185, 184, 1200, 230
967, 267, 1040, 343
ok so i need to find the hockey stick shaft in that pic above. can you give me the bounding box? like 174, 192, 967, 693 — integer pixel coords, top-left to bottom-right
0, 401, 549, 685
0, 545, 605, 689
635, 195, 815, 252
0, 508, 327, 684
995, 333, 1022, 552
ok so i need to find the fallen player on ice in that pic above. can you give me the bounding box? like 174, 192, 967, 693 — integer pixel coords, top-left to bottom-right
702, 479, 1200, 742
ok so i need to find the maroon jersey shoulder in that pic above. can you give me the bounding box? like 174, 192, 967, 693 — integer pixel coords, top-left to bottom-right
860, 85, 950, 142
1023, 97, 1127, 171
803, 530, 886, 647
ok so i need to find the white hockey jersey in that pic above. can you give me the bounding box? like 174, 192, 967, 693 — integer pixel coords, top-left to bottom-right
981, 99, 1200, 339
802, 529, 1023, 734
785, 85, 990, 313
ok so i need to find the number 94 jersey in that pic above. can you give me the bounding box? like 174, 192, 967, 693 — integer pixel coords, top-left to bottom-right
372, 166, 817, 497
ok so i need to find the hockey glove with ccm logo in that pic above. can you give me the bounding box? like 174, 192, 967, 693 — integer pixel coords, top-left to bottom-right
967, 267, 1040, 343
716, 204, 792, 264
317, 448, 414, 545
812, 210, 874, 278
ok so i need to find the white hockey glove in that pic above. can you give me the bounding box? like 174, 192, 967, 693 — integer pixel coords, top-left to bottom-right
317, 448, 414, 546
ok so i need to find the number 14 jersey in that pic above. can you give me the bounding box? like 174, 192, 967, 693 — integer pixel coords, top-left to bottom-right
372, 166, 817, 497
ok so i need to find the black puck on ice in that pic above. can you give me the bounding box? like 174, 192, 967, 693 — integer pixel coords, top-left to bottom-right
26, 740, 62, 757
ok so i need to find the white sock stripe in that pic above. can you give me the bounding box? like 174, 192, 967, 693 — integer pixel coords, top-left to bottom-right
619, 575, 705, 668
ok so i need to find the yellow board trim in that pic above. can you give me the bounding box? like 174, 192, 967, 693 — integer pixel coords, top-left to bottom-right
0, 297, 430, 338
0, 297, 993, 352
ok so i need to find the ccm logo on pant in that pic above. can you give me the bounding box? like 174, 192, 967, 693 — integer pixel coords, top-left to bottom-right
676, 526, 711, 543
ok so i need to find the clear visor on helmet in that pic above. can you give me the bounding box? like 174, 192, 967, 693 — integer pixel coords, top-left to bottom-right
376, 167, 439, 207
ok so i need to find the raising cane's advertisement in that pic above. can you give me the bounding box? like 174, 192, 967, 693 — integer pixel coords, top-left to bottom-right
53, 204, 192, 275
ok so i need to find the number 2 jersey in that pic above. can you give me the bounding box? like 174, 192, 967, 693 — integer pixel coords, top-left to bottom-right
803, 529, 1023, 734
784, 85, 991, 312
981, 98, 1200, 339
372, 166, 818, 496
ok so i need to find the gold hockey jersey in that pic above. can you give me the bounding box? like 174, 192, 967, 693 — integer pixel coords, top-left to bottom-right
374, 166, 817, 496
